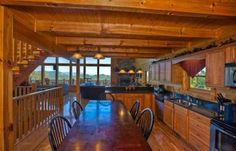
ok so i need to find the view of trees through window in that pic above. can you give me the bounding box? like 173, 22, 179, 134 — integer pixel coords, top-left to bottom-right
190, 67, 210, 90
29, 57, 111, 86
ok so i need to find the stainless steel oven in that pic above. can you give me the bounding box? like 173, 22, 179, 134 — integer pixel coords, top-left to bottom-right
225, 63, 236, 87
210, 118, 236, 151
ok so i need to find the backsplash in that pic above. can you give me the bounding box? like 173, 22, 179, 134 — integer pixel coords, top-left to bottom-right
175, 93, 218, 112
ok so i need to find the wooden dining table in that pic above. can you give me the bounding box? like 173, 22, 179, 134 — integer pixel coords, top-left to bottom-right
58, 100, 152, 151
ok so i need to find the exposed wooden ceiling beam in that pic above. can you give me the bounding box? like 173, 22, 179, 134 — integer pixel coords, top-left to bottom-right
36, 20, 216, 39
56, 37, 187, 48
2, 0, 236, 17
66, 46, 172, 54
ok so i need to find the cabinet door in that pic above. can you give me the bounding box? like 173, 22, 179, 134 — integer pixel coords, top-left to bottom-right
159, 62, 166, 81
206, 49, 225, 87
174, 105, 188, 140
165, 60, 172, 82
155, 63, 160, 81
163, 101, 174, 129
225, 46, 236, 63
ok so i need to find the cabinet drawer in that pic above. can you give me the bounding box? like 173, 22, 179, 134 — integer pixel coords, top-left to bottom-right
189, 118, 210, 137
174, 104, 188, 113
164, 100, 173, 107
189, 111, 210, 126
189, 133, 209, 151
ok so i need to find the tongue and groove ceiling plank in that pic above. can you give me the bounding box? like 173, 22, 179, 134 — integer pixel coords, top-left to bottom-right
2, 0, 236, 17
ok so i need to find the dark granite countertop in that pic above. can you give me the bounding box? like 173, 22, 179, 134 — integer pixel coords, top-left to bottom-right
105, 86, 154, 94
165, 99, 217, 118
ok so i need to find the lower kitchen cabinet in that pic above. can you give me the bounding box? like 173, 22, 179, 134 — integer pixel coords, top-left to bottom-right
163, 100, 174, 129
188, 110, 210, 151
112, 93, 155, 113
174, 105, 188, 140
163, 101, 211, 151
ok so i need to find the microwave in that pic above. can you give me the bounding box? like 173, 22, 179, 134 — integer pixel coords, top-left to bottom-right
225, 63, 236, 87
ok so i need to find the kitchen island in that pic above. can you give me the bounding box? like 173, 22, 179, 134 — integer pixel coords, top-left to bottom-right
106, 86, 155, 114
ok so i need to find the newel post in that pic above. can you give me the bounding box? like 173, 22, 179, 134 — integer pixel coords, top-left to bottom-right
0, 6, 14, 151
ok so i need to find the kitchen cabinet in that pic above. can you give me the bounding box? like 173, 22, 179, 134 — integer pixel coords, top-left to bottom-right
159, 61, 166, 82
225, 46, 236, 63
155, 63, 160, 81
206, 49, 225, 87
163, 100, 174, 129
174, 104, 188, 140
188, 110, 210, 151
165, 60, 172, 82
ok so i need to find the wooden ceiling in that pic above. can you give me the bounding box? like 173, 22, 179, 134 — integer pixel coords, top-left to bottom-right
2, 0, 236, 59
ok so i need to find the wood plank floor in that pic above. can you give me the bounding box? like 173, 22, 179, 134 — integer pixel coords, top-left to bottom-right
15, 93, 194, 151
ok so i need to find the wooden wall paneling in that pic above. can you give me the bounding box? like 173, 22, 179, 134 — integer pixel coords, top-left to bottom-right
0, 6, 14, 151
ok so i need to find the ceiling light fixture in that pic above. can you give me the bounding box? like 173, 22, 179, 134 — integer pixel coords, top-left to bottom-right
128, 69, 135, 74
119, 69, 126, 74
72, 52, 83, 59
94, 47, 105, 59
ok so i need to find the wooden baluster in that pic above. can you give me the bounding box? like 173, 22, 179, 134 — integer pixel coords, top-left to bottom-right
32, 95, 36, 129
19, 98, 23, 139
13, 100, 17, 142
37, 94, 40, 127
23, 96, 28, 136
29, 95, 33, 132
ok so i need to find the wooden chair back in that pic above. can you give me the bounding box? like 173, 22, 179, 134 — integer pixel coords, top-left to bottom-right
130, 101, 140, 120
136, 108, 154, 140
48, 116, 72, 151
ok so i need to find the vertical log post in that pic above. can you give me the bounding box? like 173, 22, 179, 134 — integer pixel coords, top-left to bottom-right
76, 59, 80, 101
0, 6, 14, 151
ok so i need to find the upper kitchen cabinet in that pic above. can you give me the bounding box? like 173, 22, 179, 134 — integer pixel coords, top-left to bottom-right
225, 46, 236, 64
206, 49, 225, 88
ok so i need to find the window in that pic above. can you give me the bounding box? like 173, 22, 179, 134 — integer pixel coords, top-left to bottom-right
99, 58, 111, 64
29, 66, 42, 84
44, 65, 56, 85
44, 57, 56, 63
86, 57, 97, 64
29, 57, 111, 86
190, 67, 209, 90
99, 66, 111, 86
85, 66, 97, 84
58, 57, 70, 64
58, 66, 70, 84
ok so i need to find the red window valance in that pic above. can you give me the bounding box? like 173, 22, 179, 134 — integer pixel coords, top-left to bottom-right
180, 59, 205, 77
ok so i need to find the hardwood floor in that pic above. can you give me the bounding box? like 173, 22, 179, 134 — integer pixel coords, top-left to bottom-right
15, 93, 194, 151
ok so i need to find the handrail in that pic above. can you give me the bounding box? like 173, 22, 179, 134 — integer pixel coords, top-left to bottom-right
13, 86, 62, 100
13, 86, 63, 143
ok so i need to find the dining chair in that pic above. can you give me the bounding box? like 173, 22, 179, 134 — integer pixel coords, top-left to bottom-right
72, 100, 83, 120
99, 92, 115, 101
48, 116, 72, 151
130, 101, 140, 120
136, 108, 154, 140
